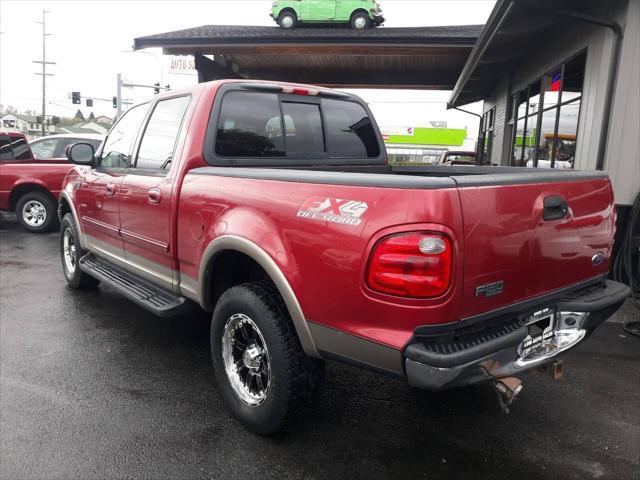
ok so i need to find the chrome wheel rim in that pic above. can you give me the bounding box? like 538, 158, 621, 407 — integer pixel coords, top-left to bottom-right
221, 313, 271, 406
22, 200, 46, 227
281, 15, 294, 28
62, 227, 77, 274
354, 16, 367, 28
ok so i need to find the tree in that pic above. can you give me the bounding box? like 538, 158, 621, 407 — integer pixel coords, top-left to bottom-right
88, 112, 95, 121
74, 109, 85, 121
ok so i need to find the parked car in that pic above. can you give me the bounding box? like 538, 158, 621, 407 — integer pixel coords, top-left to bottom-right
0, 132, 75, 232
271, 0, 384, 29
29, 133, 103, 162
58, 80, 629, 433
438, 150, 477, 166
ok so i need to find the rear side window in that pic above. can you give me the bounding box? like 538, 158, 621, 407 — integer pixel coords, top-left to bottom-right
31, 138, 59, 159
211, 89, 381, 164
135, 96, 190, 170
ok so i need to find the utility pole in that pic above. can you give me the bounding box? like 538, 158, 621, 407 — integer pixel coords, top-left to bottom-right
33, 10, 55, 137
116, 73, 122, 119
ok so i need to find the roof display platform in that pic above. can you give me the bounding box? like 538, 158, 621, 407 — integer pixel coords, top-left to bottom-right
134, 24, 482, 89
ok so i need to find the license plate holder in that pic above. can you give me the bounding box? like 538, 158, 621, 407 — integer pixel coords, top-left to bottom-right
519, 307, 556, 359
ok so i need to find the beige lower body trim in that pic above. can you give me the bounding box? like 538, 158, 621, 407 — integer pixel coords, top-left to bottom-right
180, 274, 200, 303
307, 322, 403, 376
84, 234, 174, 291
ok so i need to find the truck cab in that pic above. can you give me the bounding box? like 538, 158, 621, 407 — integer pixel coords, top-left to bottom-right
271, 0, 384, 29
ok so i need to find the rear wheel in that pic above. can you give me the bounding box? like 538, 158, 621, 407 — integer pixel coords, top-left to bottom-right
211, 281, 324, 434
350, 12, 370, 29
16, 191, 58, 233
60, 213, 99, 289
277, 11, 297, 29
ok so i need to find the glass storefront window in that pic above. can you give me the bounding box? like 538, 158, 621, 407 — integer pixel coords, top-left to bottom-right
509, 51, 586, 169
562, 54, 586, 103
542, 68, 562, 108
533, 107, 559, 168
512, 117, 527, 166
517, 89, 528, 119
528, 81, 542, 116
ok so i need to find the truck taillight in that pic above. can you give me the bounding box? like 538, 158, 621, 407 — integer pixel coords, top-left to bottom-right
366, 232, 452, 298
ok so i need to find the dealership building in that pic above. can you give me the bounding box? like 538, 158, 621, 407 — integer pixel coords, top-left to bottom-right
449, 0, 639, 213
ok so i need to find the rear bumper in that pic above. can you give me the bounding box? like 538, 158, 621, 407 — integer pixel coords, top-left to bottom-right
404, 279, 630, 391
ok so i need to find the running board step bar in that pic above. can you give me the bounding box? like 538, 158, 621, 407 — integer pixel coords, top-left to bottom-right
79, 253, 187, 317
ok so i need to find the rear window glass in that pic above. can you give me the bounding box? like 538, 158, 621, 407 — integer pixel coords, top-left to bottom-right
323, 98, 379, 158
0, 136, 12, 160
281, 102, 324, 155
213, 90, 380, 161
216, 92, 284, 157
0, 137, 31, 160
13, 138, 31, 160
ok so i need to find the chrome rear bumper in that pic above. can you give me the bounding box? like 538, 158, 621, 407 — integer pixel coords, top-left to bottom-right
404, 280, 630, 390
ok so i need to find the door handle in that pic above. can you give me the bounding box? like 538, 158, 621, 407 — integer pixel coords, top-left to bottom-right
147, 188, 162, 205
543, 195, 568, 221
105, 183, 116, 196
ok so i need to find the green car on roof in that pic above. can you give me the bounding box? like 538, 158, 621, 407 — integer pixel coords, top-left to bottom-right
271, 0, 385, 29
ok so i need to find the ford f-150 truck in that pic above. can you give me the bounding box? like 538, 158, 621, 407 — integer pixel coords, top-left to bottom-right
0, 132, 75, 232
58, 80, 630, 433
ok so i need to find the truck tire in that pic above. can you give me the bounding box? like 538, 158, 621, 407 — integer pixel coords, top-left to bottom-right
16, 191, 58, 233
60, 213, 99, 289
277, 10, 297, 29
350, 11, 370, 29
211, 281, 324, 434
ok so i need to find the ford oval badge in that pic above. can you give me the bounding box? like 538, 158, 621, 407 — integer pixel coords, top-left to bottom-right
592, 252, 605, 266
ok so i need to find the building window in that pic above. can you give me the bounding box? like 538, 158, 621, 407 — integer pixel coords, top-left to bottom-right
477, 107, 495, 165
508, 51, 585, 168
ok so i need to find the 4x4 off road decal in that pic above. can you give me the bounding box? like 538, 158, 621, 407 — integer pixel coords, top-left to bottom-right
297, 197, 368, 226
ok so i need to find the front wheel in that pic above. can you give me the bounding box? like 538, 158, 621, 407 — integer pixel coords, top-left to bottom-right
277, 11, 297, 29
60, 213, 99, 289
16, 191, 58, 233
211, 281, 324, 434
350, 12, 371, 29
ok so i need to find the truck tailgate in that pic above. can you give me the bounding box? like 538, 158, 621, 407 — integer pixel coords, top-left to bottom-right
457, 175, 615, 318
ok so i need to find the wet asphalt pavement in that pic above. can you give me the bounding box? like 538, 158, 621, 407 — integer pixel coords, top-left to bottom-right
1, 216, 639, 480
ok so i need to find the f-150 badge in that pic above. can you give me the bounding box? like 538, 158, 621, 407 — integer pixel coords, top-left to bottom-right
298, 197, 368, 226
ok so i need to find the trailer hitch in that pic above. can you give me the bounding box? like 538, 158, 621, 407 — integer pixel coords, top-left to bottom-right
492, 377, 523, 414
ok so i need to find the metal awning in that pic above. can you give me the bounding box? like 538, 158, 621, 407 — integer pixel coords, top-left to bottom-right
133, 24, 482, 89
447, 0, 607, 107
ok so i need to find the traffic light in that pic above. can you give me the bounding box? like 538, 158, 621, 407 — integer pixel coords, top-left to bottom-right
112, 97, 118, 109
153, 82, 160, 94
72, 91, 81, 104
86, 99, 93, 107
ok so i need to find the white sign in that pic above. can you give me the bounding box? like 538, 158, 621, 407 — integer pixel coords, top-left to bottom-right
379, 126, 414, 137
168, 56, 196, 75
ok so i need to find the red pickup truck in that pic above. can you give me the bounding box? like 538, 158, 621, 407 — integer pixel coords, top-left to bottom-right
58, 80, 630, 433
0, 132, 71, 232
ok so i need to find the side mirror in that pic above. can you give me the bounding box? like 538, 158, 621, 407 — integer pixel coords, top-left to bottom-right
67, 142, 95, 166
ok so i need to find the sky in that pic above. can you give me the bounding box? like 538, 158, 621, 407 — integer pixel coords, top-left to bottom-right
0, 0, 495, 132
